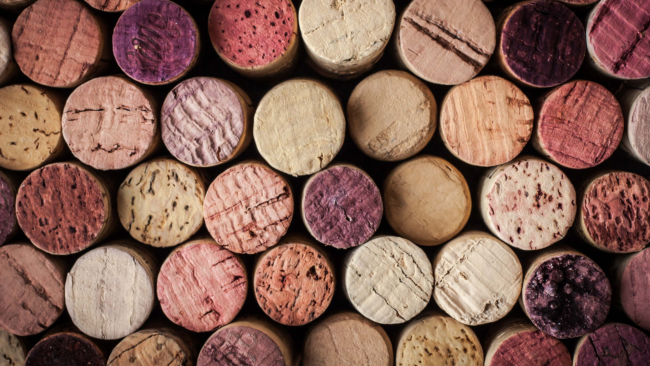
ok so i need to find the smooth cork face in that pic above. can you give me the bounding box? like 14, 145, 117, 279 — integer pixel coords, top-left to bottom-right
620, 249, 650, 330
0, 171, 16, 246
25, 332, 105, 366
484, 322, 571, 366
0, 327, 26, 366
108, 328, 194, 366
574, 323, 650, 366
624, 87, 650, 165
84, 0, 139, 12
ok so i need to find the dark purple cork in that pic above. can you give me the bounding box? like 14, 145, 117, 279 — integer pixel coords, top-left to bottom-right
0, 173, 15, 246
25, 333, 105, 366
198, 326, 285, 366
575, 323, 650, 366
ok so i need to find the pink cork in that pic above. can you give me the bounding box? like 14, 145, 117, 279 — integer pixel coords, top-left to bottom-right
489, 329, 571, 366
620, 249, 650, 330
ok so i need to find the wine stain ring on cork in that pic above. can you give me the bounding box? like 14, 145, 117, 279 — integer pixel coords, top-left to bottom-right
613, 248, 650, 331
573, 323, 650, 366
25, 331, 105, 366
108, 327, 196, 366
0, 327, 27, 366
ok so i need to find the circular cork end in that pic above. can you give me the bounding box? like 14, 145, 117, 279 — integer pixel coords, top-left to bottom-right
162, 77, 249, 168
84, 0, 138, 12
479, 157, 577, 251
304, 312, 393, 366
498, 1, 585, 88
574, 323, 650, 366
254, 240, 335, 326
0, 18, 12, 86
344, 236, 433, 324
620, 249, 650, 330
0, 327, 26, 366
347, 70, 437, 161
25, 332, 104, 366
254, 79, 345, 176
0, 84, 64, 171
397, 0, 495, 85
384, 155, 471, 246
624, 87, 650, 165
118, 158, 205, 248
204, 162, 293, 255
0, 171, 16, 246
158, 239, 247, 333
12, 0, 103, 88
440, 76, 533, 166
113, 0, 199, 85
66, 243, 157, 340
109, 328, 194, 366
0, 244, 65, 336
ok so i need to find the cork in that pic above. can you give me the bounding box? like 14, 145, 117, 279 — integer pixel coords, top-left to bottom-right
108, 328, 195, 366
533, 81, 624, 169
0, 171, 17, 246
204, 161, 293, 255
347, 70, 437, 162
612, 249, 650, 331
343, 236, 433, 324
65, 242, 158, 340
84, 0, 138, 12
573, 323, 650, 366
0, 84, 65, 171
208, 0, 299, 78
303, 312, 393, 366
253, 79, 345, 176
157, 238, 247, 333
254, 238, 335, 326
161, 77, 253, 168
0, 243, 66, 336
618, 85, 650, 165
117, 158, 205, 248
298, 0, 395, 78
478, 156, 577, 251
0, 18, 17, 87
383, 155, 471, 246
440, 76, 534, 167
16, 162, 113, 255
113, 0, 200, 85
575, 171, 650, 253
0, 327, 26, 366
396, 312, 483, 366
25, 331, 105, 366
396, 0, 495, 85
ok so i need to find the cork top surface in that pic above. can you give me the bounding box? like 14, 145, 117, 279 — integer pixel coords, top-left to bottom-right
84, 0, 139, 12
626, 87, 650, 165
0, 20, 10, 79
0, 327, 26, 366
487, 328, 571, 366
25, 333, 104, 366
575, 323, 650, 366
108, 328, 193, 366
198, 324, 286, 366
0, 172, 15, 246
621, 249, 650, 330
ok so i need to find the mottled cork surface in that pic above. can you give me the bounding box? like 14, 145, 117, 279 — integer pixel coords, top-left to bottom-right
620, 249, 650, 330
487, 328, 571, 366
624, 87, 650, 165
108, 328, 194, 366
84, 0, 139, 12
0, 172, 15, 246
575, 323, 650, 366
198, 324, 286, 366
25, 332, 104, 366
0, 328, 26, 366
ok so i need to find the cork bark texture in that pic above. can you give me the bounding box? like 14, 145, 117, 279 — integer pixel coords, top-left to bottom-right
344, 236, 433, 324
620, 249, 650, 330
623, 87, 650, 165
440, 76, 533, 167
0, 171, 16, 246
398, 0, 495, 85
486, 327, 571, 366
384, 155, 471, 246
108, 328, 194, 366
0, 328, 25, 366
25, 332, 105, 366
347, 70, 437, 162
84, 0, 139, 12
204, 162, 293, 255
253, 79, 345, 176
574, 323, 650, 366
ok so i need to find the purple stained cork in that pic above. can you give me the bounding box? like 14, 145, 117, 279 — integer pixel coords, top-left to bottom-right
25, 332, 105, 366
0, 172, 15, 246
198, 325, 286, 366
574, 323, 650, 366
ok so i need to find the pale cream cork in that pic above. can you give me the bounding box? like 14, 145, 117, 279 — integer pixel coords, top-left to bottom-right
618, 84, 650, 166
0, 18, 17, 87
108, 327, 196, 366
0, 327, 26, 366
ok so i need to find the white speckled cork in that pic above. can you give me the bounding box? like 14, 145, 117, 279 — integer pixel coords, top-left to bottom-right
108, 327, 196, 366
0, 327, 26, 366
618, 84, 650, 166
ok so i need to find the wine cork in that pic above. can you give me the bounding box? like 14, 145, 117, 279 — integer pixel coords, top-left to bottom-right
0, 327, 26, 366
302, 165, 382, 249
0, 17, 17, 87
496, 1, 585, 88
253, 79, 345, 177
157, 238, 247, 333
25, 331, 105, 366
254, 238, 335, 326
521, 248, 611, 339
533, 81, 624, 169
0, 84, 65, 171
0, 243, 66, 336
84, 0, 138, 12
440, 76, 534, 167
575, 171, 650, 253
555, 0, 599, 5
347, 70, 437, 162
396, 0, 495, 85
303, 312, 393, 366
161, 77, 253, 168
298, 0, 395, 78
396, 312, 484, 366
343, 236, 433, 324
479, 156, 577, 251
573, 323, 650, 366
117, 158, 205, 248
613, 248, 650, 330
108, 328, 195, 366
208, 0, 299, 78
0, 171, 17, 246
384, 155, 471, 246
16, 162, 112, 255
618, 85, 650, 165
65, 243, 158, 340
204, 162, 293, 255
113, 0, 200, 85
586, 0, 650, 80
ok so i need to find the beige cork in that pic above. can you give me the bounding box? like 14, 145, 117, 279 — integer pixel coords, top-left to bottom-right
384, 155, 471, 246
0, 327, 26, 366
347, 70, 437, 161
618, 84, 650, 166
108, 327, 196, 366
253, 79, 345, 176
0, 18, 17, 87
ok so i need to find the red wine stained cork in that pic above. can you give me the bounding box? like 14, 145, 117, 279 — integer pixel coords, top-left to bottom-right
479, 156, 577, 251
254, 237, 335, 326
575, 171, 650, 253
521, 247, 611, 339
0, 327, 26, 366
161, 77, 253, 168
0, 171, 17, 246
618, 85, 650, 165
396, 0, 495, 85
343, 236, 433, 324
384, 155, 471, 246
113, 0, 200, 85
204, 162, 293, 255
253, 79, 345, 176
16, 162, 113, 255
347, 70, 437, 162
440, 76, 534, 167
118, 158, 205, 248
0, 84, 65, 171
25, 331, 105, 366
108, 328, 195, 366
65, 242, 158, 340
157, 238, 247, 333
303, 312, 393, 366
84, 0, 138, 12
208, 0, 299, 78
0, 18, 17, 87
0, 243, 66, 336
573, 323, 650, 366
613, 248, 650, 330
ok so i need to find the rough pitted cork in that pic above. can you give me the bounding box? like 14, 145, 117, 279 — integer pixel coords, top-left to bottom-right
618, 84, 650, 165
0, 327, 26, 366
573, 323, 650, 366
84, 0, 138, 12
612, 248, 650, 331
25, 331, 105, 366
0, 18, 16, 87
0, 170, 17, 246
108, 327, 195, 366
